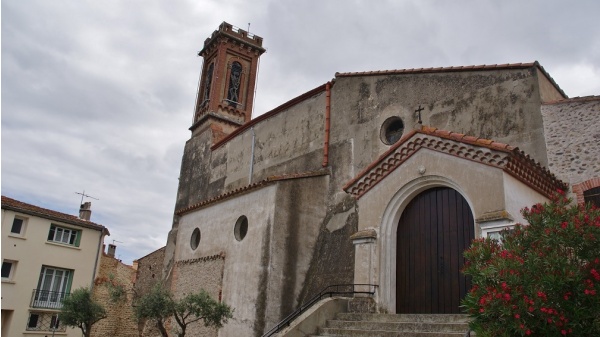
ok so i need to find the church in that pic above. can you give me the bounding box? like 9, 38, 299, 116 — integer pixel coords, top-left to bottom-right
158, 22, 600, 336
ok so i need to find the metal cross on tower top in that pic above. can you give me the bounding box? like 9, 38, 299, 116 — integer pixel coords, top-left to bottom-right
415, 105, 424, 124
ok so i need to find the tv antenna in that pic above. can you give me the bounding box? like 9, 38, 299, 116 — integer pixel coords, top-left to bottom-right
75, 190, 99, 205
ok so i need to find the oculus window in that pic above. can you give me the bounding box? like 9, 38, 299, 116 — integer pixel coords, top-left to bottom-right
380, 116, 404, 145
234, 216, 248, 241
190, 228, 201, 250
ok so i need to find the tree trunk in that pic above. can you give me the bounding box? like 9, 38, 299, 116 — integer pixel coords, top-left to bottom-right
157, 320, 169, 337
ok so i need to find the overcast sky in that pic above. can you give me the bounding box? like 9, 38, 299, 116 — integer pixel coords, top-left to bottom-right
2, 0, 599, 264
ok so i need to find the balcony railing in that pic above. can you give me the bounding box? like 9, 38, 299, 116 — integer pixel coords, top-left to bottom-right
30, 289, 69, 309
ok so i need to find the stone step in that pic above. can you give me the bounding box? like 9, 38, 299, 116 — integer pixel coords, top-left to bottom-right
326, 320, 469, 333
308, 313, 472, 337
314, 327, 466, 337
335, 313, 470, 324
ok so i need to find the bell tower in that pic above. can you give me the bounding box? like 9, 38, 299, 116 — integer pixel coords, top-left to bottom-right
191, 22, 266, 143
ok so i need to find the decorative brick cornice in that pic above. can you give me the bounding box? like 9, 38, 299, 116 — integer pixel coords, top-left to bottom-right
175, 252, 225, 266
572, 178, 600, 206
176, 168, 330, 216
343, 126, 567, 200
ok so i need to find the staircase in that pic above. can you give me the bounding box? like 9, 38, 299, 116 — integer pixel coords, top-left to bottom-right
311, 313, 471, 337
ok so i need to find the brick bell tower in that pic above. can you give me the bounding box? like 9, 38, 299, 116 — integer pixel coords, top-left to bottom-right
191, 22, 266, 143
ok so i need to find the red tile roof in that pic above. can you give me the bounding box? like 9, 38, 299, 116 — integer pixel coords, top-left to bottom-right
335, 62, 537, 77
543, 95, 600, 105
343, 126, 567, 200
2, 195, 109, 234
336, 61, 566, 99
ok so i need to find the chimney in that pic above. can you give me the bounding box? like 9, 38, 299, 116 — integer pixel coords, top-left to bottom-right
79, 202, 92, 220
107, 243, 116, 257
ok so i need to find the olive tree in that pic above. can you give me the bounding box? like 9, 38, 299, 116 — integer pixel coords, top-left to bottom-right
59, 287, 107, 337
135, 283, 233, 337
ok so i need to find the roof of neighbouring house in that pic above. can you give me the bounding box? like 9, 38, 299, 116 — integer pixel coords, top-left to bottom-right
2, 195, 109, 234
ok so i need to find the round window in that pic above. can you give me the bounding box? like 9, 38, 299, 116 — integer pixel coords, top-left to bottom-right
234, 216, 248, 241
380, 116, 405, 145
190, 228, 201, 250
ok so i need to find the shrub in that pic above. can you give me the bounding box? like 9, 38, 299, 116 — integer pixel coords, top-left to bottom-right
462, 191, 600, 336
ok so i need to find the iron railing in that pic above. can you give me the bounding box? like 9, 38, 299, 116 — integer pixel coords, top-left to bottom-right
30, 289, 69, 309
262, 284, 378, 337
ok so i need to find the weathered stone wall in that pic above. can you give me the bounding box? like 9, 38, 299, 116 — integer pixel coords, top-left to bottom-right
175, 184, 277, 336
91, 254, 138, 337
134, 246, 166, 298
262, 177, 329, 331
329, 67, 562, 186
541, 97, 600, 186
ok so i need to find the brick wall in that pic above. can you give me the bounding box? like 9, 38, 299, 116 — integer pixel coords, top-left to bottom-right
134, 247, 166, 336
171, 253, 225, 337
91, 253, 138, 337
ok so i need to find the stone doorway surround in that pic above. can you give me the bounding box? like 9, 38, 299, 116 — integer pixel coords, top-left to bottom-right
344, 126, 567, 313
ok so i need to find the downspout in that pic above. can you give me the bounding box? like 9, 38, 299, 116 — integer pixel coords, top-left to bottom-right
91, 229, 105, 289
249, 127, 256, 184
322, 82, 332, 167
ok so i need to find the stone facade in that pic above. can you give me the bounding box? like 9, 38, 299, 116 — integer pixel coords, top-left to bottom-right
159, 21, 599, 337
91, 251, 138, 337
541, 96, 600, 191
133, 246, 165, 336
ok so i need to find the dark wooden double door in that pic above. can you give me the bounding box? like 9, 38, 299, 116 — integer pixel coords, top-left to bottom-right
396, 187, 474, 314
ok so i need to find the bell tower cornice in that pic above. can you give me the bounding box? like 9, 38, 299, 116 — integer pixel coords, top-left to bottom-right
199, 22, 266, 57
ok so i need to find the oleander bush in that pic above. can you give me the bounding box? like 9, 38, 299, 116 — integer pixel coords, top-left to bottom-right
462, 191, 600, 336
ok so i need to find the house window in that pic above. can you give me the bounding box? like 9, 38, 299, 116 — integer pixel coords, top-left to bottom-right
47, 224, 80, 246
32, 266, 73, 309
11, 217, 26, 235
1, 260, 16, 281
26, 312, 64, 332
584, 186, 600, 208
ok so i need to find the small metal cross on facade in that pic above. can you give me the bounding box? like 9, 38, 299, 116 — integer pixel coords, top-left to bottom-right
415, 105, 424, 124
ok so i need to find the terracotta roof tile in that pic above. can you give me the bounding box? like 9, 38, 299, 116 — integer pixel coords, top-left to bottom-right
335, 62, 537, 77
2, 195, 108, 233
543, 95, 600, 105
343, 126, 566, 200
336, 61, 567, 99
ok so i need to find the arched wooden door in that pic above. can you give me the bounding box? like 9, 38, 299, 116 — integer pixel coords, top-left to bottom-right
396, 187, 474, 313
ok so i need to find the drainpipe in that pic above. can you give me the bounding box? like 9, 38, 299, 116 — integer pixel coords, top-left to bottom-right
91, 229, 105, 289
249, 127, 256, 184
322, 82, 332, 167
